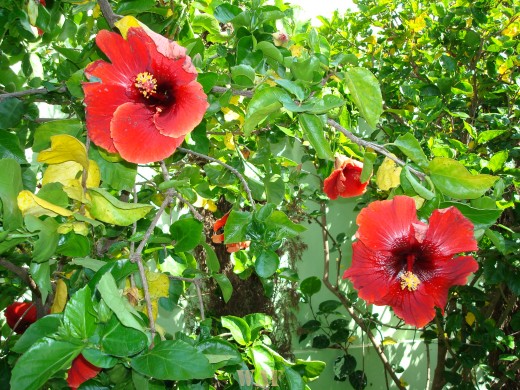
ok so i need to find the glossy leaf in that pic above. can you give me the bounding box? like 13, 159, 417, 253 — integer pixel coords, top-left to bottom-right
12, 315, 62, 354
298, 114, 334, 161
63, 285, 96, 339
299, 276, 321, 297
393, 133, 428, 168
224, 210, 252, 244
255, 250, 279, 278
196, 338, 242, 369
131, 340, 213, 380
0, 158, 23, 230
244, 87, 289, 136
170, 218, 203, 252
429, 157, 498, 200
213, 273, 233, 303
221, 315, 251, 345
0, 130, 26, 163
344, 67, 383, 129
101, 315, 148, 357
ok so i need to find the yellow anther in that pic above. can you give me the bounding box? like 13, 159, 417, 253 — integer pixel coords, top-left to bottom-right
400, 271, 421, 291
134, 72, 157, 98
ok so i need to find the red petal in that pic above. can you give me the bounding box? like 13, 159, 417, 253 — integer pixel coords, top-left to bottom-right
423, 206, 478, 256
343, 241, 397, 304
154, 82, 208, 137
85, 60, 135, 92
212, 233, 224, 243
94, 30, 149, 82
356, 196, 419, 251
83, 82, 129, 154
381, 282, 437, 328
422, 255, 478, 311
213, 212, 230, 232
337, 160, 368, 197
323, 169, 342, 200
4, 302, 37, 334
67, 354, 101, 389
110, 102, 184, 163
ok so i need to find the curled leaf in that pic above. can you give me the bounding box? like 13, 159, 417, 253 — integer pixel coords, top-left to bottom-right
37, 134, 89, 170
50, 279, 68, 314
17, 190, 73, 217
375, 157, 402, 191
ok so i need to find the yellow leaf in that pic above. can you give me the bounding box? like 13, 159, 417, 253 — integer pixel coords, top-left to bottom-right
503, 23, 519, 38
382, 336, 398, 346
224, 133, 235, 150
347, 335, 357, 343
37, 135, 89, 170
412, 196, 425, 209
375, 157, 402, 191
42, 159, 100, 192
17, 190, 73, 217
465, 312, 476, 326
409, 14, 426, 32
50, 279, 68, 314
289, 44, 303, 57
57, 222, 89, 236
146, 271, 170, 299
114, 15, 141, 39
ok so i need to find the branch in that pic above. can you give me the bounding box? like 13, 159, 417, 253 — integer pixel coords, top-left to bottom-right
97, 0, 121, 29
318, 204, 406, 390
211, 86, 253, 98
0, 86, 67, 101
178, 147, 256, 207
0, 258, 45, 317
326, 119, 426, 180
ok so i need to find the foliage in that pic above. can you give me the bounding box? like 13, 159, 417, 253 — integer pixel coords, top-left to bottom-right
0, 0, 518, 389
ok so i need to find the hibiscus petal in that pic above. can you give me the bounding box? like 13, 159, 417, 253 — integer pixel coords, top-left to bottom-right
110, 102, 184, 163
423, 206, 478, 256
356, 196, 419, 251
323, 169, 342, 200
67, 354, 101, 390
214, 212, 230, 232
338, 162, 368, 197
343, 241, 398, 304
154, 82, 208, 137
422, 255, 478, 311
85, 60, 135, 92
83, 82, 130, 154
382, 283, 437, 328
95, 30, 150, 82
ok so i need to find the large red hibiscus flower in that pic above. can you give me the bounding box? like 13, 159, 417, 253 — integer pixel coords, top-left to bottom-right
83, 24, 208, 164
323, 155, 369, 200
343, 196, 478, 328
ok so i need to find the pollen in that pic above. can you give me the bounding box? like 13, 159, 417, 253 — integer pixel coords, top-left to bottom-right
400, 271, 421, 291
135, 72, 157, 98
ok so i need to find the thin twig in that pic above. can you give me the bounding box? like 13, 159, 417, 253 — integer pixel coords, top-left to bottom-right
178, 147, 256, 207
318, 204, 405, 390
211, 86, 253, 98
0, 258, 44, 317
168, 275, 206, 320
426, 341, 431, 390
326, 119, 426, 180
97, 0, 121, 29
0, 86, 67, 101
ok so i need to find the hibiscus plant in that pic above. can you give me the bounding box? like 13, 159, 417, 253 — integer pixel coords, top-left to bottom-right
0, 0, 518, 389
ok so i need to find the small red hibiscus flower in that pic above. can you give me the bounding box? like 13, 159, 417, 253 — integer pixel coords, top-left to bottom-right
343, 196, 479, 328
83, 24, 208, 164
323, 155, 369, 200
67, 354, 101, 390
212, 212, 250, 253
4, 302, 37, 334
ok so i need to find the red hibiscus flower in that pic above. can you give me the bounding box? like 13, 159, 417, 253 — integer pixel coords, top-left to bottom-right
343, 196, 479, 328
83, 25, 208, 164
212, 212, 250, 253
323, 155, 369, 200
4, 302, 37, 334
67, 354, 101, 390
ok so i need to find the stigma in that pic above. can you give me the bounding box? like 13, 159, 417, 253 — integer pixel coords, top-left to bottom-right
400, 271, 421, 291
135, 72, 157, 98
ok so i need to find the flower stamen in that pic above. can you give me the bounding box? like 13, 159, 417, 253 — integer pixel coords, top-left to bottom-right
400, 270, 421, 291
135, 72, 157, 98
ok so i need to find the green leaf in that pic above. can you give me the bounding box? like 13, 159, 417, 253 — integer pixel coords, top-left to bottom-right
476, 130, 507, 145
252, 345, 275, 386
0, 159, 23, 230
131, 340, 213, 380
298, 114, 334, 161
360, 152, 376, 183
265, 174, 285, 205
12, 315, 62, 354
265, 210, 306, 238
196, 338, 242, 369
87, 188, 153, 226
488, 150, 508, 173
299, 276, 321, 296
63, 285, 96, 340
243, 87, 289, 136
441, 201, 502, 237
318, 300, 342, 313
101, 315, 148, 357
214, 3, 242, 23
290, 56, 320, 82
256, 41, 283, 63
25, 215, 59, 262
283, 367, 305, 390
393, 133, 428, 168
224, 210, 252, 244
344, 67, 383, 129
0, 130, 26, 163
221, 315, 251, 345
213, 273, 233, 303
89, 145, 137, 192
10, 338, 83, 390
30, 262, 51, 305
132, 370, 166, 390
274, 79, 305, 101
231, 64, 255, 87
404, 167, 434, 200
170, 218, 203, 252
306, 95, 345, 115
428, 157, 498, 200
0, 98, 24, 129
255, 250, 279, 278
32, 119, 83, 152
81, 348, 118, 369
116, 0, 155, 14
201, 242, 220, 273
97, 273, 147, 335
